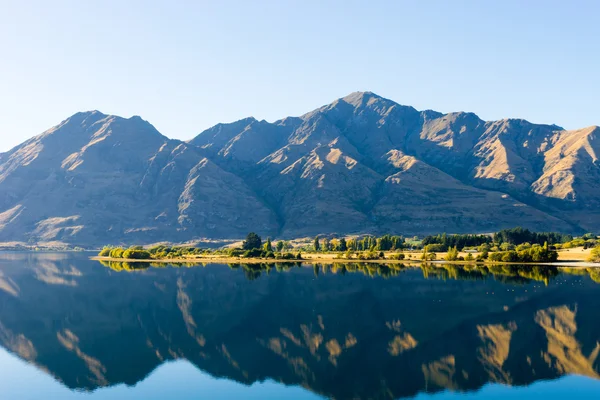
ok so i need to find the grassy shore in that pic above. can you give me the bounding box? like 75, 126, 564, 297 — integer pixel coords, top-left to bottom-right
92, 247, 598, 267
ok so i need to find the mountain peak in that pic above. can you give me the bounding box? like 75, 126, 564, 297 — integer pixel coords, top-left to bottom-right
341, 91, 387, 107
189, 117, 259, 148
60, 110, 106, 126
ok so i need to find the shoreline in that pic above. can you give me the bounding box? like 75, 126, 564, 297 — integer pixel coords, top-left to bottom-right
91, 256, 599, 268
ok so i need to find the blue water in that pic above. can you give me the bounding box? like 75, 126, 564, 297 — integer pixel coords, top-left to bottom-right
3, 347, 600, 400
3, 348, 600, 400
0, 348, 321, 399
1, 253, 600, 399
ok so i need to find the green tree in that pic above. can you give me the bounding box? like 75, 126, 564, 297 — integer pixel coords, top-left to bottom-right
588, 246, 600, 262
339, 238, 347, 252
243, 232, 262, 250
330, 239, 340, 251
276, 241, 284, 252
478, 243, 490, 259
264, 237, 273, 252
314, 236, 320, 252
501, 251, 519, 262
500, 242, 515, 251
445, 246, 459, 261
123, 248, 151, 260
109, 248, 125, 258
98, 247, 112, 257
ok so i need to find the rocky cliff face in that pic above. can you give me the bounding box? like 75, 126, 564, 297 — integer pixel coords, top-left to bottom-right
0, 92, 597, 246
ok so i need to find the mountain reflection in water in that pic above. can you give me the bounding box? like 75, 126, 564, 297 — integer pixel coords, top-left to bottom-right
1, 253, 600, 399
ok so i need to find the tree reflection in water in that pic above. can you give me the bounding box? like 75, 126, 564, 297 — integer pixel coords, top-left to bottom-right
0, 253, 598, 399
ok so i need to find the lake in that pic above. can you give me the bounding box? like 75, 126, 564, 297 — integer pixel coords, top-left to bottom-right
1, 253, 600, 399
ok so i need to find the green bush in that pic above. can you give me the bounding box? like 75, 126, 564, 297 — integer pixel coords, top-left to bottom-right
228, 248, 244, 257
109, 248, 125, 258
358, 251, 381, 260
588, 246, 600, 263
500, 243, 515, 251
425, 244, 446, 252
276, 252, 297, 260
488, 244, 557, 263
122, 248, 151, 260
243, 249, 263, 258
501, 251, 519, 262
445, 246, 459, 261
488, 252, 503, 262
98, 247, 112, 257
516, 242, 532, 251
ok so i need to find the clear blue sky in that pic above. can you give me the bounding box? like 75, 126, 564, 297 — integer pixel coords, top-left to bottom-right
1, 0, 599, 152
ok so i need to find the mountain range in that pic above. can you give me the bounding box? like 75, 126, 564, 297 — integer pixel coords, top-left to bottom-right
0, 92, 598, 247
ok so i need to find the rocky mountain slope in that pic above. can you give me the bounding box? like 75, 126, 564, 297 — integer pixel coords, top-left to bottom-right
0, 92, 598, 246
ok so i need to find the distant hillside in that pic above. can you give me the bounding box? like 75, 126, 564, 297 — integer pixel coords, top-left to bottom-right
0, 92, 598, 246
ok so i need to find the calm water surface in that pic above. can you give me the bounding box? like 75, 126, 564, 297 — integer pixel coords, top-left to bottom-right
1, 253, 600, 399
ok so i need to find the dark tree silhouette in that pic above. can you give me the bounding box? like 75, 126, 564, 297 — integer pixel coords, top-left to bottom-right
243, 232, 262, 250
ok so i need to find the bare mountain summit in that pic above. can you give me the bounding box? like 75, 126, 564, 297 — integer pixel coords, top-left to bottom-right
0, 92, 597, 246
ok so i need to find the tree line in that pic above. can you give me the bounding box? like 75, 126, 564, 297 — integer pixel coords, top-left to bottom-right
421, 228, 576, 252
313, 235, 405, 252
493, 227, 572, 245
422, 233, 491, 251
97, 227, 597, 264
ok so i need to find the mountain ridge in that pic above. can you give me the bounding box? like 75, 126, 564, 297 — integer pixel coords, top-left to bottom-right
0, 92, 597, 246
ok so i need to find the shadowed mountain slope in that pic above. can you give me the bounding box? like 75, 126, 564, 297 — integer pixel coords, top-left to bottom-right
0, 92, 597, 246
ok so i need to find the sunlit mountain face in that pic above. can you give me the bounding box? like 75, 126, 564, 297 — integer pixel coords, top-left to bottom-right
1, 253, 600, 399
2, 92, 599, 247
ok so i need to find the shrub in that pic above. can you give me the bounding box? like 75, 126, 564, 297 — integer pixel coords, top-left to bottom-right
516, 242, 532, 252
122, 248, 151, 260
501, 251, 519, 262
445, 246, 459, 261
228, 248, 244, 257
588, 246, 600, 263
243, 249, 263, 258
276, 252, 297, 260
488, 246, 557, 263
358, 251, 380, 260
99, 247, 112, 257
109, 248, 125, 258
488, 252, 503, 262
425, 244, 447, 252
